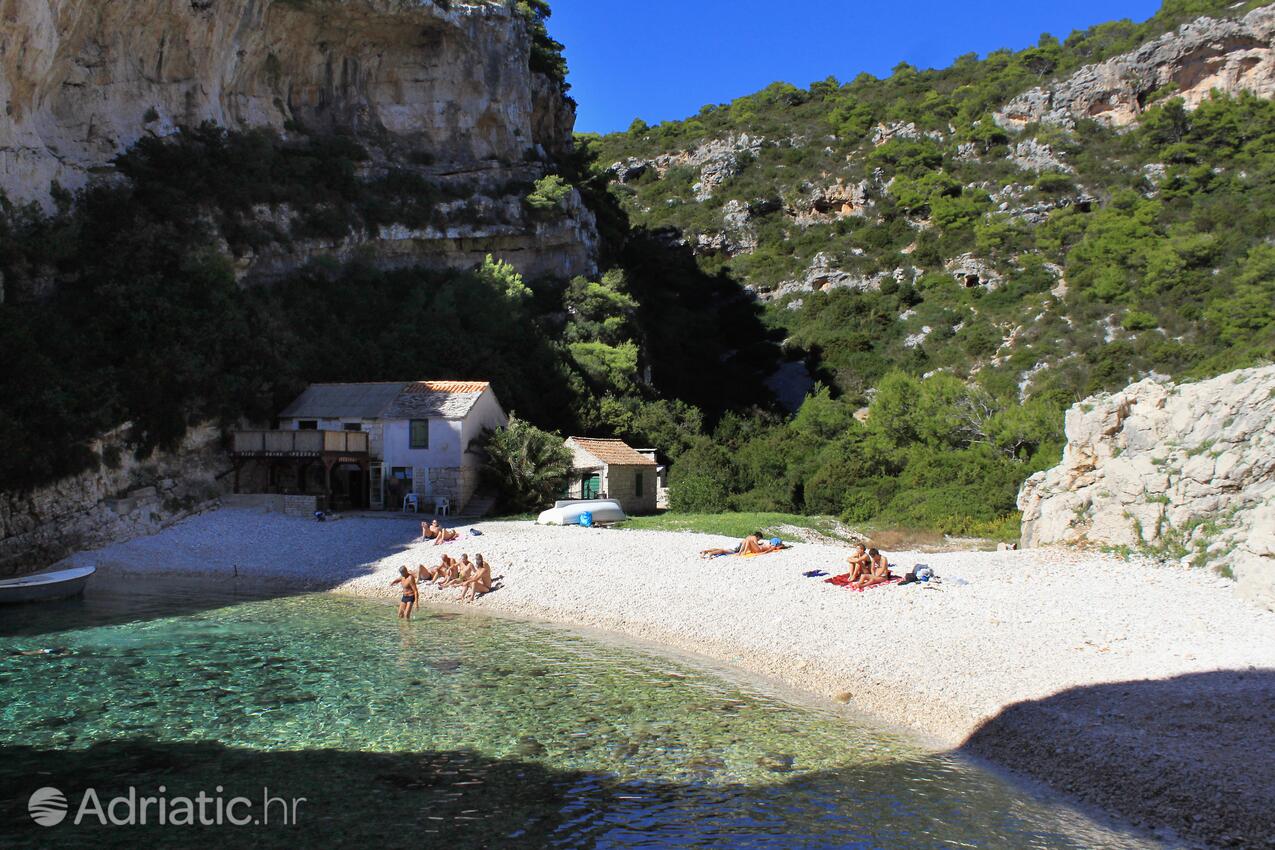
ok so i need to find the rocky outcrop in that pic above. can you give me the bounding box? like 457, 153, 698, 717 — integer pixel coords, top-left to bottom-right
758, 254, 918, 302
0, 0, 598, 280
1018, 365, 1275, 610
787, 179, 871, 226
694, 199, 757, 256
997, 6, 1275, 130
1007, 139, 1073, 173
944, 253, 1003, 289
0, 423, 228, 577
870, 121, 944, 146
231, 167, 598, 283
608, 133, 763, 201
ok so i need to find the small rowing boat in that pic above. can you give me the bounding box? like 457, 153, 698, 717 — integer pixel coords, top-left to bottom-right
536, 499, 627, 526
0, 565, 96, 604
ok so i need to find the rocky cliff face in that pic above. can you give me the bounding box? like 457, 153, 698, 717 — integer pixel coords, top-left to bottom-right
998, 6, 1275, 130
0, 0, 597, 279
1018, 365, 1275, 610
0, 423, 228, 577
994, 5, 1275, 131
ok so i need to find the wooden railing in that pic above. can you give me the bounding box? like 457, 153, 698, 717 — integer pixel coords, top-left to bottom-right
232, 430, 369, 456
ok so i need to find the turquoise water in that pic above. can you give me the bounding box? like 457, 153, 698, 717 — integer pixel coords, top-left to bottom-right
0, 583, 1160, 848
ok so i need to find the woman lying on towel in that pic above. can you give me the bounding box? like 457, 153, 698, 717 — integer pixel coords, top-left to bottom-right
426, 519, 460, 545
700, 532, 787, 558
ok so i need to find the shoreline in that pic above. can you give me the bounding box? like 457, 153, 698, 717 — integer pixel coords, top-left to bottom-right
64, 508, 1275, 848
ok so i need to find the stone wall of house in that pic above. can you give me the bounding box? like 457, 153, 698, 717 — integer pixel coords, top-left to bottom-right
459, 465, 481, 515
0, 423, 229, 577
604, 464, 658, 516
283, 495, 321, 518
424, 466, 463, 513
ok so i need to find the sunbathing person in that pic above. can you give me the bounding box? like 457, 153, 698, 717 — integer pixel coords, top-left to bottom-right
417, 560, 442, 583
419, 521, 437, 541
853, 548, 895, 590
458, 554, 493, 603
450, 554, 475, 587
430, 519, 460, 546
390, 566, 419, 620
432, 554, 459, 587
700, 531, 767, 558
844, 544, 870, 582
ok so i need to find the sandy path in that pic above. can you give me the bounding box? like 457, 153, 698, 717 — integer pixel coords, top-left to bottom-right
66, 508, 1275, 847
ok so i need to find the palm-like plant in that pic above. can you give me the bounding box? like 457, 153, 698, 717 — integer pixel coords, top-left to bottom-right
473, 416, 573, 512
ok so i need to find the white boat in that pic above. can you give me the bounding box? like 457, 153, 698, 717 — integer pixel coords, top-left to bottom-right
536, 499, 627, 526
0, 565, 96, 604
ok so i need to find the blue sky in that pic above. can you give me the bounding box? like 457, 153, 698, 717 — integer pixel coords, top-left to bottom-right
551, 0, 1163, 135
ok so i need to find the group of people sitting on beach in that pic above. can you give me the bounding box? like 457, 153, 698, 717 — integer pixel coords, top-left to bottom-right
839, 543, 895, 590
419, 518, 459, 545
391, 551, 495, 619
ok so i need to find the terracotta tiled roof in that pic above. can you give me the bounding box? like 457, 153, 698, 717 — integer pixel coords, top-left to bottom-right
280, 381, 494, 420
404, 381, 490, 395
569, 437, 657, 467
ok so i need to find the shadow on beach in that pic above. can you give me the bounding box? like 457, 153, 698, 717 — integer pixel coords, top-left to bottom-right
959, 669, 1275, 849
2, 512, 430, 639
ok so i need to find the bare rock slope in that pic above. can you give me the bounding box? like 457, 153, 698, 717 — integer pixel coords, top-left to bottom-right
998, 5, 1275, 130
0, 0, 597, 279
1019, 364, 1275, 609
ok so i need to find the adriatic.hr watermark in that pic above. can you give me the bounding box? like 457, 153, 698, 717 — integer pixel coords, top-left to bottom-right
28, 785, 305, 827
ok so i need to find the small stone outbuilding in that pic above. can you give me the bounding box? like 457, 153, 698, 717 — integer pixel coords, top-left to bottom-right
564, 437, 659, 516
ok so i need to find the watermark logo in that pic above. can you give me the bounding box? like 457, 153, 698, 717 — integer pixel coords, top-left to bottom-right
28, 787, 68, 827
24, 785, 304, 828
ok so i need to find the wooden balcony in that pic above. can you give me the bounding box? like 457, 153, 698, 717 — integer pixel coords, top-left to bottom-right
232, 429, 369, 458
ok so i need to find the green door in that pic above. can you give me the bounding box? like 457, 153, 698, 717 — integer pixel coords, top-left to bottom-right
581, 473, 601, 499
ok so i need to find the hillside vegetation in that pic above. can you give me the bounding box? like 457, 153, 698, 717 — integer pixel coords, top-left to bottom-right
0, 124, 776, 491
579, 0, 1275, 534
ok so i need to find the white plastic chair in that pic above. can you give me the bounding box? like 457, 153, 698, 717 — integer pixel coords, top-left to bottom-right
434, 496, 451, 516
402, 493, 420, 513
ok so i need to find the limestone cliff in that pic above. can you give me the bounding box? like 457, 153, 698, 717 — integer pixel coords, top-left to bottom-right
997, 6, 1275, 130
0, 0, 597, 279
0, 423, 228, 577
1018, 365, 1275, 610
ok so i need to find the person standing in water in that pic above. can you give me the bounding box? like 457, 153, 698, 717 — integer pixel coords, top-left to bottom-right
390, 566, 419, 620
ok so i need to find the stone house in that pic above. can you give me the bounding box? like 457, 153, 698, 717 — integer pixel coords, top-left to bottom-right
267, 380, 507, 512
563, 437, 659, 516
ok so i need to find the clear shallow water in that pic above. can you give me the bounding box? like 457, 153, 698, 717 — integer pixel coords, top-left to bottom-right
0, 583, 1160, 848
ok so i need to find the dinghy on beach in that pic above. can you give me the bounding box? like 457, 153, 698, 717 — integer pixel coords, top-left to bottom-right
0, 565, 96, 604
536, 499, 627, 526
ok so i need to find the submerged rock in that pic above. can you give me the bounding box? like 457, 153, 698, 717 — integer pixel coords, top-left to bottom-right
756, 753, 796, 773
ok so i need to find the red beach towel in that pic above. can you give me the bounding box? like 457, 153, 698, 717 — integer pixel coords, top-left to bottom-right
825, 575, 903, 592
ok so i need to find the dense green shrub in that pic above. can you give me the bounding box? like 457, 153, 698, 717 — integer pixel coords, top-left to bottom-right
475, 416, 574, 512
668, 439, 738, 512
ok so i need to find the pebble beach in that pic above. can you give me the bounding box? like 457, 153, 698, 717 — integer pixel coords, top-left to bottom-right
67, 507, 1275, 847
